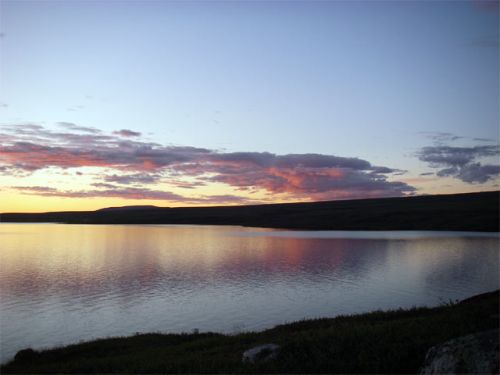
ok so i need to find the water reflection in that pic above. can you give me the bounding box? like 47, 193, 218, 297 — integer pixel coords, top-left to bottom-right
2, 234, 389, 299
0, 224, 498, 363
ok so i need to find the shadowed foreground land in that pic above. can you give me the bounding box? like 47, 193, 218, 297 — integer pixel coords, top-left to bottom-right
2, 291, 498, 374
2, 191, 499, 231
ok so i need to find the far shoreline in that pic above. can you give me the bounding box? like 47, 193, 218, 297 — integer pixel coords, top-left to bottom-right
1, 191, 499, 232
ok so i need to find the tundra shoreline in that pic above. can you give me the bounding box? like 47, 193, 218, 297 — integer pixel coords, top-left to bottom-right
2, 290, 498, 374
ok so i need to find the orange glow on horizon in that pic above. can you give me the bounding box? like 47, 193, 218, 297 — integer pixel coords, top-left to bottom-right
0, 190, 304, 213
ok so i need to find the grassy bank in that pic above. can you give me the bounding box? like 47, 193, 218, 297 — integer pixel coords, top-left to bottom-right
2, 290, 498, 374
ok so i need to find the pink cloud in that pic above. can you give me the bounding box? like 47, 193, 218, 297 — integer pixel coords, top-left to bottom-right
11, 185, 262, 205
1, 123, 416, 201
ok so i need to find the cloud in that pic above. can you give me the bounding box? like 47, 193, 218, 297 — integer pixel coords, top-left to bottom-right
12, 185, 189, 201
210, 152, 372, 170
473, 137, 497, 143
169, 180, 207, 189
417, 144, 500, 183
438, 163, 500, 184
13, 186, 60, 194
66, 105, 85, 112
203, 163, 413, 198
11, 185, 261, 205
91, 183, 120, 189
419, 131, 464, 144
0, 123, 211, 172
104, 173, 161, 185
1, 123, 416, 201
0, 163, 32, 177
57, 122, 101, 134
418, 145, 499, 167
113, 129, 142, 137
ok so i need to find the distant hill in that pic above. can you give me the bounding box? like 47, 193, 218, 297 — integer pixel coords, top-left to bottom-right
1, 191, 499, 232
96, 205, 164, 212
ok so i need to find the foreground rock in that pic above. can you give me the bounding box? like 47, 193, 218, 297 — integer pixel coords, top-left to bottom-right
242, 343, 280, 363
419, 329, 499, 374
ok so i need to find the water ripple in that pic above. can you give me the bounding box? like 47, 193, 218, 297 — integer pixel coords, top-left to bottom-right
1, 224, 498, 363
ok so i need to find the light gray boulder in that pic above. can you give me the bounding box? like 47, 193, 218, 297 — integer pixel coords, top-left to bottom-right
419, 329, 499, 374
242, 343, 280, 364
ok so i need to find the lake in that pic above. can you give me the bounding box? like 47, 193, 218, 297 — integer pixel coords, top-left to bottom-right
1, 224, 498, 363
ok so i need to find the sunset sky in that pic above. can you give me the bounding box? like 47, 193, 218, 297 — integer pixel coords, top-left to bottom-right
0, 0, 498, 212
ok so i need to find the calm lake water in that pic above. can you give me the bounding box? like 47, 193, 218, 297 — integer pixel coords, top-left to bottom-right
1, 224, 498, 363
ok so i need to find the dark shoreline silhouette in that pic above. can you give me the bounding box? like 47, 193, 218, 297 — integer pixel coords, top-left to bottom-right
2, 191, 498, 231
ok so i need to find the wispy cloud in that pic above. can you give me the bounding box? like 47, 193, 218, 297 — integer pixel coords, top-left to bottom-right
1, 123, 416, 201
57, 122, 101, 134
104, 173, 161, 185
113, 129, 142, 137
417, 144, 500, 183
11, 185, 262, 205
473, 137, 498, 143
419, 131, 464, 144
12, 185, 191, 201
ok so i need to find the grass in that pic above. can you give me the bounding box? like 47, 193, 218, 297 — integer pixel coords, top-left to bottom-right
2, 290, 498, 374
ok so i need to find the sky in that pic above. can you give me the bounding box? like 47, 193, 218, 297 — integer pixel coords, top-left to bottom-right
0, 0, 498, 212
